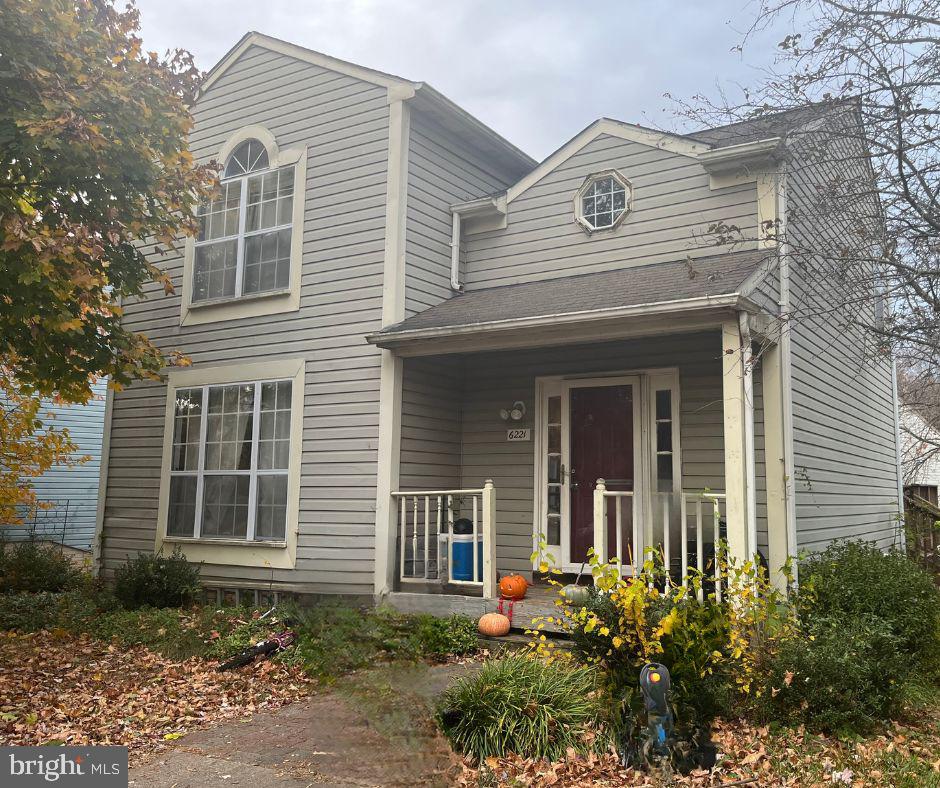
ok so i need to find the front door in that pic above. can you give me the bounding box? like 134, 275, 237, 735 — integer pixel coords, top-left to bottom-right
568, 383, 635, 565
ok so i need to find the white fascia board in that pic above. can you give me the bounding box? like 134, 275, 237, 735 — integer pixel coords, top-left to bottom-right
506, 119, 711, 204
198, 32, 415, 99
367, 293, 760, 346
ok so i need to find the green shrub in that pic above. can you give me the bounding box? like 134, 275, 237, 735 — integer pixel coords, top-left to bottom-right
112, 547, 201, 609
762, 613, 905, 733
798, 541, 940, 671
411, 614, 478, 659
437, 653, 605, 762
0, 587, 116, 633
566, 585, 731, 735
281, 604, 478, 680
0, 591, 70, 630
653, 595, 733, 729
85, 606, 215, 659
0, 540, 84, 593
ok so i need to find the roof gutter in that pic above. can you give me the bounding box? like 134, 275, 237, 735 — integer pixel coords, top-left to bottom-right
367, 292, 761, 347
698, 137, 783, 174
449, 195, 508, 291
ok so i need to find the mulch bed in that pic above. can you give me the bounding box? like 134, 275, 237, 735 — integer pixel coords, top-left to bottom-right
0, 629, 313, 755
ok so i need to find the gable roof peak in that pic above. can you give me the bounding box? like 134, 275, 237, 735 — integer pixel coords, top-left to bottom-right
198, 31, 535, 177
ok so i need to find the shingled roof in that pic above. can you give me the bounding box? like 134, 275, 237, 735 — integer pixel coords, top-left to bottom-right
372, 249, 771, 341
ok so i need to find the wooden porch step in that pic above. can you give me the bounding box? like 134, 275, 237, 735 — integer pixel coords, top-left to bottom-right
478, 630, 573, 653
385, 590, 571, 634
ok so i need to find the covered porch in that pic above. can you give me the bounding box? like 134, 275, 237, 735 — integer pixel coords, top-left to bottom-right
369, 255, 792, 610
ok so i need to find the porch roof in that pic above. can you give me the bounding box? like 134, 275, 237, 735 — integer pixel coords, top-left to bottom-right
368, 249, 772, 353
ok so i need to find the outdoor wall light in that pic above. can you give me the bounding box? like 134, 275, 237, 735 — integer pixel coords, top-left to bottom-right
499, 401, 527, 421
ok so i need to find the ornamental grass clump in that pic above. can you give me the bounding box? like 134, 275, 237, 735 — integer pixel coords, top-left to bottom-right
436, 653, 605, 762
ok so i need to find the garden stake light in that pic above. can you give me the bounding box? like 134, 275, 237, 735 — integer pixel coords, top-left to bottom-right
639, 662, 674, 765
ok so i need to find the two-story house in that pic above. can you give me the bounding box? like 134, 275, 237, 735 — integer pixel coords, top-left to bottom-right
96, 32, 903, 609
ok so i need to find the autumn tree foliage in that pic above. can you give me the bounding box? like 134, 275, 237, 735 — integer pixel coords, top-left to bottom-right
0, 0, 215, 517
0, 375, 78, 524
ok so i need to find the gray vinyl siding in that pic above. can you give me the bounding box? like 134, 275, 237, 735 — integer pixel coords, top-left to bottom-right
398, 332, 731, 577
404, 111, 514, 315
786, 127, 901, 551
399, 356, 462, 491
100, 44, 391, 595
1, 378, 107, 551
463, 133, 759, 289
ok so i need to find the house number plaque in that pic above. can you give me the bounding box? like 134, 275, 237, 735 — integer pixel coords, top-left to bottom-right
507, 428, 531, 442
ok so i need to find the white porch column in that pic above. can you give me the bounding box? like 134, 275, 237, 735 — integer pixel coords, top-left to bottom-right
373, 90, 412, 597
721, 320, 750, 562
482, 480, 498, 599
762, 343, 790, 589
374, 352, 403, 596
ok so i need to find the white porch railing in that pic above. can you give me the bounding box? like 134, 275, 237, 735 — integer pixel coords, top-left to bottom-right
592, 480, 639, 570
391, 480, 497, 598
680, 492, 726, 601
592, 480, 726, 600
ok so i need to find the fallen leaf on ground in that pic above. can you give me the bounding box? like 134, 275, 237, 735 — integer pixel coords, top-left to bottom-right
0, 630, 313, 757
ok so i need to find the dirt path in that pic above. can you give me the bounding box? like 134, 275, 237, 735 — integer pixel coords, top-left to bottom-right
129, 661, 476, 788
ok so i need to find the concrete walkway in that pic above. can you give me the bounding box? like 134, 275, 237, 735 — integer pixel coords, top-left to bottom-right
130, 661, 476, 788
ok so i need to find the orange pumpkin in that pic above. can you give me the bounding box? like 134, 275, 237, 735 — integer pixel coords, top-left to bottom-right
478, 612, 511, 637
499, 574, 529, 600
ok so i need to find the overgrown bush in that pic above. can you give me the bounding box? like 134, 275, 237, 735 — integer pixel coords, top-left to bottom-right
565, 586, 730, 734
282, 604, 478, 679
412, 613, 479, 659
653, 594, 734, 728
0, 540, 85, 594
112, 548, 201, 609
437, 653, 605, 762
760, 612, 906, 733
798, 541, 940, 672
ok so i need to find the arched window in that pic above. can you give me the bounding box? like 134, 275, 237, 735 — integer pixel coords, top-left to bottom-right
223, 140, 269, 178
193, 136, 295, 302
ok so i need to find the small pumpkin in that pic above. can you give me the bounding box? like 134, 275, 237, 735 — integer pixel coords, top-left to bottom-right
498, 574, 529, 600
561, 583, 592, 605
478, 612, 511, 637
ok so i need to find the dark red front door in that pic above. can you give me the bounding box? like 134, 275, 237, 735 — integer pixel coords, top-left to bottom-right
569, 385, 634, 564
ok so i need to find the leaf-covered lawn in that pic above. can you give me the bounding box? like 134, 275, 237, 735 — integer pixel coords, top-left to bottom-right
458, 714, 940, 786
0, 630, 313, 754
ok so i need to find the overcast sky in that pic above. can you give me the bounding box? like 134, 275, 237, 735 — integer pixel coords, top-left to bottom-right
133, 0, 790, 160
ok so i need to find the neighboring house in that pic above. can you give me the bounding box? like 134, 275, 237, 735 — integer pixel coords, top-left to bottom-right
2, 377, 108, 552
96, 32, 903, 608
900, 406, 940, 505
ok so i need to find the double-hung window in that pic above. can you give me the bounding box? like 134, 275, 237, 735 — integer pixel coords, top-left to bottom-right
167, 378, 292, 542
193, 139, 295, 302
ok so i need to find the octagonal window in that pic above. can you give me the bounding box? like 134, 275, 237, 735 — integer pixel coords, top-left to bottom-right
577, 172, 631, 232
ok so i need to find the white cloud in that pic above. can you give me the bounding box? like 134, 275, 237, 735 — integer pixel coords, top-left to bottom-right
133, 0, 787, 159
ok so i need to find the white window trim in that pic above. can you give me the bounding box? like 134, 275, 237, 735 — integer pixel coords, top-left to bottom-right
168, 378, 291, 542
180, 125, 307, 326
574, 169, 633, 235
156, 358, 305, 569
